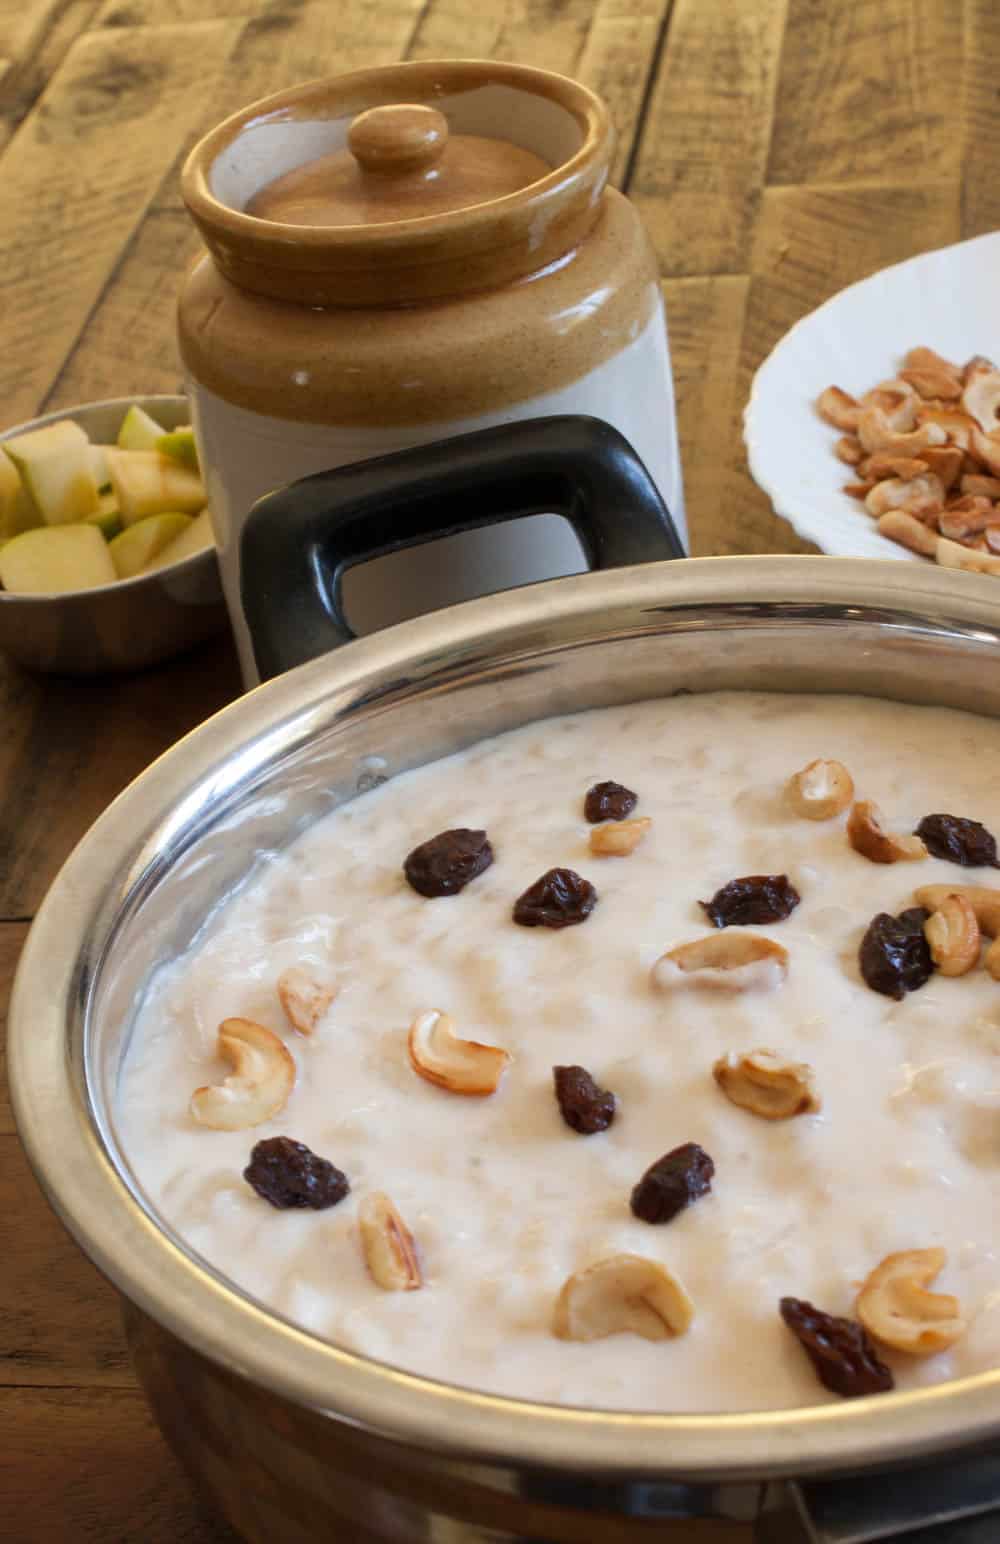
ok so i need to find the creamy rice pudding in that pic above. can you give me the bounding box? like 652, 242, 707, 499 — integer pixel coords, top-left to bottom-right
118, 691, 1000, 1411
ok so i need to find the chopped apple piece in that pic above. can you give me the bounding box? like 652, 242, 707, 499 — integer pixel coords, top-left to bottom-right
105, 448, 206, 523
155, 425, 199, 472
117, 403, 165, 451
109, 512, 193, 579
0, 524, 116, 593
0, 447, 41, 543
90, 443, 113, 493
4, 420, 99, 524
140, 506, 213, 571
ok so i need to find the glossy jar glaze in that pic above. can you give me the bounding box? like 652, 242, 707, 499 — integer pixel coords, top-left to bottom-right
179, 61, 684, 682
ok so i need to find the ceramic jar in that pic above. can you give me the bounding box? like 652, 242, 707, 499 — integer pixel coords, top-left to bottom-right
179, 59, 685, 683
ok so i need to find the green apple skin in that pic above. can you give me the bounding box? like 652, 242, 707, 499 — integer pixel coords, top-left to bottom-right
155, 426, 199, 473
87, 491, 123, 542
116, 404, 166, 452
0, 447, 41, 542
108, 512, 193, 579
0, 523, 117, 593
139, 506, 213, 571
4, 420, 99, 524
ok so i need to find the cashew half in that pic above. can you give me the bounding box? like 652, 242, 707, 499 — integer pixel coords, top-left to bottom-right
190, 1018, 296, 1130
553, 1254, 693, 1342
924, 894, 981, 976
915, 884, 1000, 939
408, 1009, 510, 1096
935, 536, 1000, 577
651, 932, 788, 994
277, 966, 337, 1037
713, 1049, 820, 1120
816, 386, 861, 431
847, 801, 927, 864
878, 511, 939, 558
969, 426, 1000, 478
787, 758, 854, 820
864, 474, 943, 519
899, 366, 963, 401
858, 408, 946, 457
359, 1192, 422, 1291
915, 406, 978, 452
903, 346, 962, 381
589, 816, 651, 857
856, 1248, 966, 1355
962, 371, 1000, 434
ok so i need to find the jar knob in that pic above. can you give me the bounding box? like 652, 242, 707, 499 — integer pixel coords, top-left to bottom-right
348, 104, 448, 176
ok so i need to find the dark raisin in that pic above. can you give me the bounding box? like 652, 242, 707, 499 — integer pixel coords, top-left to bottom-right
513, 867, 597, 928
553, 1065, 616, 1134
700, 874, 801, 928
584, 781, 638, 823
630, 1142, 714, 1223
779, 1297, 894, 1398
915, 813, 1000, 869
244, 1136, 350, 1210
859, 908, 934, 999
403, 828, 494, 897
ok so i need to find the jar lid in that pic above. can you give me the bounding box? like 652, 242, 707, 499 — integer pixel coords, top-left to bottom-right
246, 104, 552, 228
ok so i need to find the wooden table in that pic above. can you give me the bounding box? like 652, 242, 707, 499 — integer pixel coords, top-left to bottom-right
2, 1, 995, 1537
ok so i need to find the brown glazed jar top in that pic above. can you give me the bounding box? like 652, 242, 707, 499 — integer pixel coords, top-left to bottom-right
180, 60, 613, 306
245, 104, 552, 228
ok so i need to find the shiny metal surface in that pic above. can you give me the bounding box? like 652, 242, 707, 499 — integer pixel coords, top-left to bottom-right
10, 556, 1000, 1542
0, 396, 227, 674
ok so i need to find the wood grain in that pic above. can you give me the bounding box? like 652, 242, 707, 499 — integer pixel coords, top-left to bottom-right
0, 637, 241, 918
628, 0, 789, 276
0, 1386, 238, 1542
0, 923, 27, 1133
0, 18, 245, 425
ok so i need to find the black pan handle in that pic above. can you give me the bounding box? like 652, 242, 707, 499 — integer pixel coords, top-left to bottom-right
241, 414, 684, 680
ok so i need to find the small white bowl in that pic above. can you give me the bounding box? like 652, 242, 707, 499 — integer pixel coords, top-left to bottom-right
0, 396, 228, 675
744, 230, 1000, 560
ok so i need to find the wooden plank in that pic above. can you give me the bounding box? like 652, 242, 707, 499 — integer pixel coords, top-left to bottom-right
962, 0, 1000, 239
45, 210, 201, 408
0, 0, 66, 71
0, 1, 101, 151
0, 636, 242, 919
408, 0, 596, 73
662, 275, 750, 556
0, 922, 28, 1134
627, 0, 789, 277
766, 0, 961, 188
575, 0, 672, 188
0, 1385, 237, 1542
0, 1133, 137, 1385
0, 17, 244, 425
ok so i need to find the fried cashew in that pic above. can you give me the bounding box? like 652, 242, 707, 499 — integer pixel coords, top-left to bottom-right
856, 1248, 966, 1355
786, 757, 854, 820
847, 801, 928, 864
864, 474, 943, 519
407, 1009, 510, 1096
915, 884, 1000, 939
923, 895, 981, 977
899, 366, 963, 402
935, 535, 1000, 577
858, 407, 946, 457
877, 511, 939, 558
190, 1018, 295, 1130
277, 966, 337, 1037
589, 816, 651, 857
816, 386, 861, 432
713, 1049, 820, 1120
651, 932, 789, 994
358, 1192, 422, 1291
553, 1254, 693, 1342
961, 371, 1000, 435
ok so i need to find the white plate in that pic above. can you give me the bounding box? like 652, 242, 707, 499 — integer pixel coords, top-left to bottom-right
744, 230, 1000, 559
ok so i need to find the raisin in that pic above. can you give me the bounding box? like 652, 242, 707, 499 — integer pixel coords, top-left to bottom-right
403, 828, 493, 897
584, 781, 638, 823
630, 1142, 714, 1224
779, 1297, 894, 1398
859, 907, 933, 999
244, 1136, 350, 1210
915, 813, 1000, 869
700, 874, 801, 928
513, 867, 597, 928
553, 1065, 616, 1134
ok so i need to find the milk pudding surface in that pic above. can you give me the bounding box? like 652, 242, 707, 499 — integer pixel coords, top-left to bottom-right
117, 692, 1000, 1411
